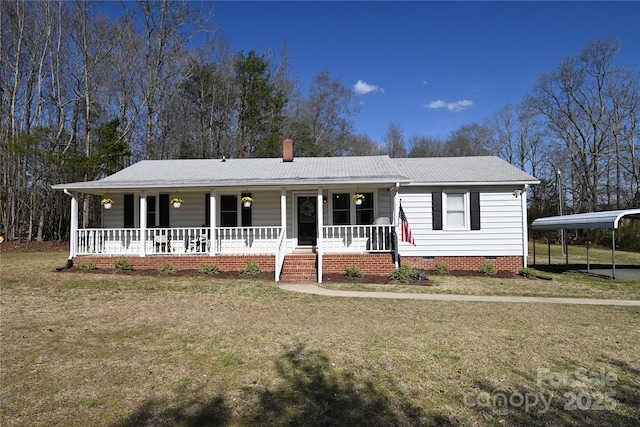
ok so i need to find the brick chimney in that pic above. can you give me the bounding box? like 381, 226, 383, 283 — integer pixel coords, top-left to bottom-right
282, 139, 294, 162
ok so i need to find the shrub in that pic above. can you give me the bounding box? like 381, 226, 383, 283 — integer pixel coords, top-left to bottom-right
345, 266, 364, 278
114, 257, 134, 271
433, 262, 450, 275
519, 267, 537, 278
158, 262, 178, 275
240, 261, 262, 276
199, 263, 220, 275
388, 264, 418, 283
478, 262, 497, 275
76, 261, 97, 270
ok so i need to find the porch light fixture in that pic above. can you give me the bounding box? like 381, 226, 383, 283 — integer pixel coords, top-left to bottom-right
101, 198, 114, 209
352, 194, 365, 205
241, 196, 253, 207
170, 197, 183, 208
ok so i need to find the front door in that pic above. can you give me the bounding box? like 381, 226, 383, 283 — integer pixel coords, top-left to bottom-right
297, 196, 317, 246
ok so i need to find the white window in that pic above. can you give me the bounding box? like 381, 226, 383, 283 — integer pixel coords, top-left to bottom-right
444, 192, 468, 230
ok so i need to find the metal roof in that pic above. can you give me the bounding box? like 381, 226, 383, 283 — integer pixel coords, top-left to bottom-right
52, 156, 408, 192
394, 156, 539, 185
51, 155, 539, 193
531, 209, 640, 230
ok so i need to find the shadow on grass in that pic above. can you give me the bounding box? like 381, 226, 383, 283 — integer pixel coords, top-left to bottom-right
113, 343, 454, 426
114, 393, 229, 427
466, 360, 640, 427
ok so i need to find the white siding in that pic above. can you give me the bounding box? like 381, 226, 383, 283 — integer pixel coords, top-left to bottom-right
102, 194, 132, 228
397, 187, 525, 256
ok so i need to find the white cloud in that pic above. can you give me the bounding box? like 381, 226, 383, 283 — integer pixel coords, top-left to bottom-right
425, 99, 473, 112
353, 80, 384, 95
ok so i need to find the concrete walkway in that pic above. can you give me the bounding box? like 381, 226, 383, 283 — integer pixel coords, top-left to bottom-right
278, 284, 640, 306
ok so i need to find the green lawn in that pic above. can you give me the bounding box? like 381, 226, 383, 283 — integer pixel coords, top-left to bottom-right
1, 251, 639, 426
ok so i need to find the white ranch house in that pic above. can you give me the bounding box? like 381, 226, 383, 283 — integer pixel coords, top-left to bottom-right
52, 140, 539, 282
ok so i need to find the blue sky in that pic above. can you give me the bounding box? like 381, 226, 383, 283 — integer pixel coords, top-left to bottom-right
209, 1, 640, 144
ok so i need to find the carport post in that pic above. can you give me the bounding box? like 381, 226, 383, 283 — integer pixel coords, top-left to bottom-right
532, 229, 536, 267
547, 231, 551, 265
565, 230, 569, 265
612, 229, 616, 280
586, 231, 590, 274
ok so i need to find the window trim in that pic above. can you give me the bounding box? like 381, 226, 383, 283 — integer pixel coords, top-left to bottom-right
433, 191, 481, 231
443, 192, 469, 230
329, 191, 376, 226
331, 192, 351, 225
219, 194, 238, 228
218, 193, 253, 228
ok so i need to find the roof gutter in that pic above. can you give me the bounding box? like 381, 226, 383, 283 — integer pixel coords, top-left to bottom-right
402, 180, 540, 187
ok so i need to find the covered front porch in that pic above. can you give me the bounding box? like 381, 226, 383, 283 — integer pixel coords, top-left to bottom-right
66, 188, 399, 282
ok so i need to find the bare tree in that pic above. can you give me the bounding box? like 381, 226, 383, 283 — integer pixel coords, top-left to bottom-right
408, 135, 444, 157
300, 70, 359, 156
383, 122, 407, 158
529, 38, 631, 212
342, 134, 383, 156
442, 123, 490, 157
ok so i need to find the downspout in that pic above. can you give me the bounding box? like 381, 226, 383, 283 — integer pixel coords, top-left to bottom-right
58, 189, 77, 269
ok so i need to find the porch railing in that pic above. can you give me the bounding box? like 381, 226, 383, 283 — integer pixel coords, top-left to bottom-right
274, 229, 286, 282
75, 224, 394, 257
322, 225, 395, 253
77, 228, 143, 255
215, 226, 282, 254
75, 227, 282, 256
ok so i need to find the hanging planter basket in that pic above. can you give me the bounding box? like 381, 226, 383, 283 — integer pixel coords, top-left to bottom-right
170, 198, 183, 208
242, 196, 253, 208
352, 194, 365, 205
101, 198, 114, 209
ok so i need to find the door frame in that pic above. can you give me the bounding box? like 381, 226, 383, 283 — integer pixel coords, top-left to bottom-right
294, 193, 318, 247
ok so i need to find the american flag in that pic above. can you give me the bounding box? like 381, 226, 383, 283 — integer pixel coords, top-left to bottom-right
399, 203, 416, 246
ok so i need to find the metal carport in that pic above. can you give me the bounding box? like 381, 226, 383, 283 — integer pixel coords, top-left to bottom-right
531, 209, 640, 279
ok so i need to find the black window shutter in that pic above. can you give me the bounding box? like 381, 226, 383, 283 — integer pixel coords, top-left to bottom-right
204, 194, 210, 226
432, 192, 442, 230
241, 192, 252, 227
124, 194, 134, 228
159, 194, 170, 227
470, 191, 481, 230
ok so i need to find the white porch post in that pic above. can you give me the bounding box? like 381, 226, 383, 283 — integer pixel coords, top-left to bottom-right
209, 190, 216, 256
317, 188, 323, 283
393, 183, 400, 268
139, 192, 147, 256
67, 190, 78, 260
280, 188, 287, 243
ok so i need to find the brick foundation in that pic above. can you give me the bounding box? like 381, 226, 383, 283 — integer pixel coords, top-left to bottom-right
74, 253, 523, 278
401, 255, 523, 273
322, 253, 397, 276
